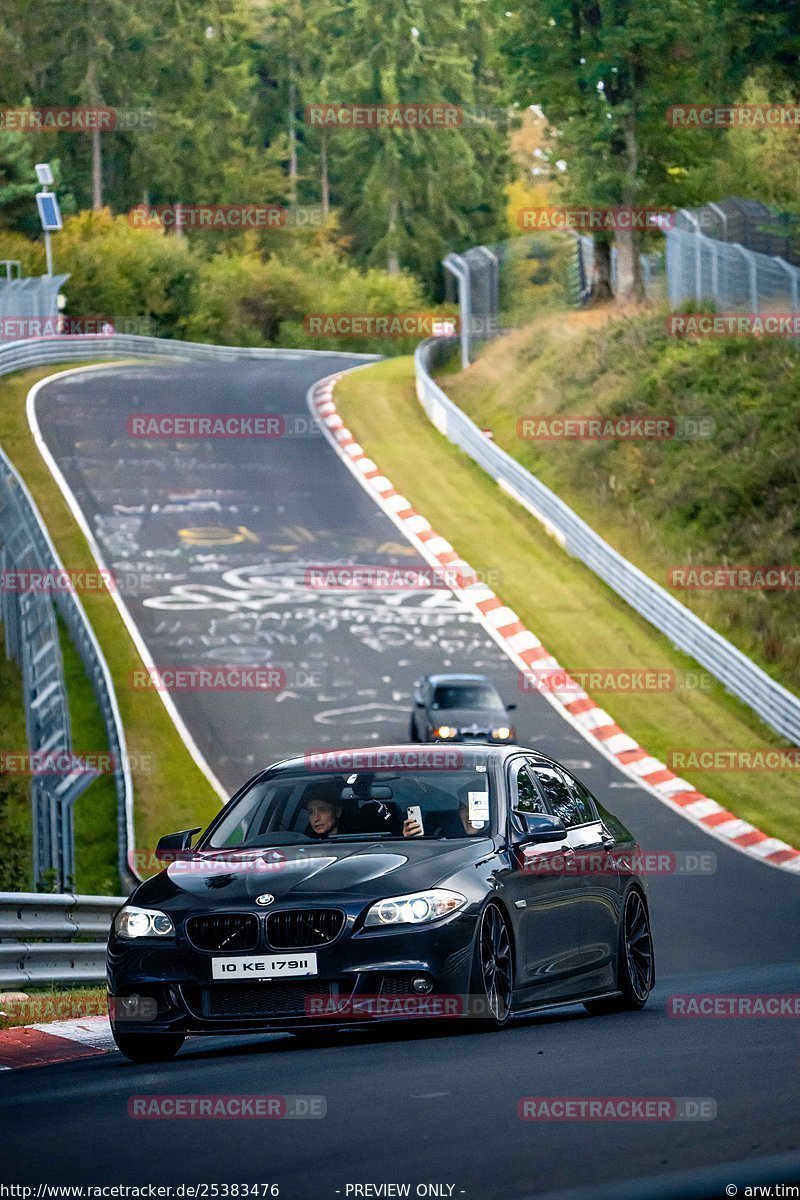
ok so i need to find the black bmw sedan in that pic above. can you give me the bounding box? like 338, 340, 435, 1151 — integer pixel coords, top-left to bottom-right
108, 745, 655, 1062
409, 673, 517, 743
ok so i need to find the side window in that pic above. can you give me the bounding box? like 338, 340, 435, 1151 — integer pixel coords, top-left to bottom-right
512, 763, 545, 814
528, 763, 587, 828
568, 776, 598, 825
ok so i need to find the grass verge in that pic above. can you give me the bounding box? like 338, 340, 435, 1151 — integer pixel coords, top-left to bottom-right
0, 648, 33, 889
334, 356, 799, 846
0, 987, 106, 1029
0, 365, 221, 875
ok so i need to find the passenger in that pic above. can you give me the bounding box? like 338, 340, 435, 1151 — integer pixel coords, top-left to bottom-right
403, 798, 484, 839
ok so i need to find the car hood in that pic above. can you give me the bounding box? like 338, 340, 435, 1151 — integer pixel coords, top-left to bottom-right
133, 838, 494, 908
427, 706, 507, 730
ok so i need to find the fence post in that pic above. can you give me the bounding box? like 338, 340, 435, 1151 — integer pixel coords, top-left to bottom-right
773, 256, 799, 315
442, 253, 471, 369
679, 210, 703, 303
707, 201, 728, 242
732, 244, 759, 312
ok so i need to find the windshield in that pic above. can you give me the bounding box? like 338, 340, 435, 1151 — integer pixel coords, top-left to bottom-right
202, 762, 495, 848
432, 684, 504, 711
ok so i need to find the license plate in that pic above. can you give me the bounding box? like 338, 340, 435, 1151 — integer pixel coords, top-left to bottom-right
211, 952, 318, 981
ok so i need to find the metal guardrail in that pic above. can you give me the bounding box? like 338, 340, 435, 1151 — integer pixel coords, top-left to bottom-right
0, 891, 124, 988
414, 337, 800, 747
0, 335, 380, 893
0, 447, 130, 892
0, 332, 379, 381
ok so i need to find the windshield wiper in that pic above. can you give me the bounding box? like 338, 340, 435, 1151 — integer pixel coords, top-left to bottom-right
324, 832, 397, 842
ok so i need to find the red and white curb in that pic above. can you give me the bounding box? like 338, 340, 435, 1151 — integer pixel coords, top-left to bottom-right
309, 372, 800, 874
0, 1016, 113, 1070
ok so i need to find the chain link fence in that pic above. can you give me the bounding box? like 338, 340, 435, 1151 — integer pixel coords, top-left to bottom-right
445, 198, 799, 363
666, 223, 800, 314
444, 234, 578, 365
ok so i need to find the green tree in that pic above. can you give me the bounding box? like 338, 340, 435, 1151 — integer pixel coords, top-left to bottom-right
318, 0, 509, 288
501, 0, 729, 302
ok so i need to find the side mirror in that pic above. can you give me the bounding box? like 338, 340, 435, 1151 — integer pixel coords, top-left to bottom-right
511, 812, 566, 845
155, 827, 202, 862
414, 691, 424, 706
506, 702, 517, 712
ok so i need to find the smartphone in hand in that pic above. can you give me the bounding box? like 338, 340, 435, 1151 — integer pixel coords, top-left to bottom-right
406, 805, 424, 834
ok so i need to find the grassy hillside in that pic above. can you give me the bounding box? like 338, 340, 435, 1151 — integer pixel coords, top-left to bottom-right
443, 307, 800, 697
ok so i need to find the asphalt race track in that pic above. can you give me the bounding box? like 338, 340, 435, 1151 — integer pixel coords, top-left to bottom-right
3, 356, 798, 1196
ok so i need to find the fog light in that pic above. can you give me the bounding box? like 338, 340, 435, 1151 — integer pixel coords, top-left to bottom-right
121, 993, 140, 1013
412, 977, 433, 994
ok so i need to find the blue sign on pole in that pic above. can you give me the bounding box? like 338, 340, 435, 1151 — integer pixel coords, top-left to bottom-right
36, 192, 63, 231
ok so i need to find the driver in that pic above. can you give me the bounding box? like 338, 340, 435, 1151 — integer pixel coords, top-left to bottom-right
302, 781, 345, 839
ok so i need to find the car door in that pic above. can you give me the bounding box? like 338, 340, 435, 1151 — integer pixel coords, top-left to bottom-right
530, 762, 620, 991
502, 758, 585, 999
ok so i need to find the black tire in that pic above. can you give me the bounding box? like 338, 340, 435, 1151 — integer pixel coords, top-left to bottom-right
469, 903, 514, 1029
584, 888, 654, 1015
112, 1028, 185, 1063
408, 714, 420, 742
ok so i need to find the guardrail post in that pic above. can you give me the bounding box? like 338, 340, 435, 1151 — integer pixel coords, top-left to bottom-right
442, 253, 472, 369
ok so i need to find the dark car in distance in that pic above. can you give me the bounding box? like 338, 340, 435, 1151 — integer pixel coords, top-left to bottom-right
409, 672, 517, 744
107, 744, 655, 1063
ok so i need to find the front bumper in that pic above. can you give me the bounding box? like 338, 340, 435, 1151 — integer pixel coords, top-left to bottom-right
108, 908, 479, 1036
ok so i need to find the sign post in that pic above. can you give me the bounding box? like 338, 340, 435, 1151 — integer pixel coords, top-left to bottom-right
34, 163, 62, 278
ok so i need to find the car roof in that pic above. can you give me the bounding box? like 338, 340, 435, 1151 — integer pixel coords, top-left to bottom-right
425, 673, 493, 686
262, 743, 557, 774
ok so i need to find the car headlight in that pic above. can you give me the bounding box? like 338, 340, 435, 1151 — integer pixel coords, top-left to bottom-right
433, 725, 457, 738
364, 889, 467, 928
492, 725, 512, 740
114, 905, 175, 939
